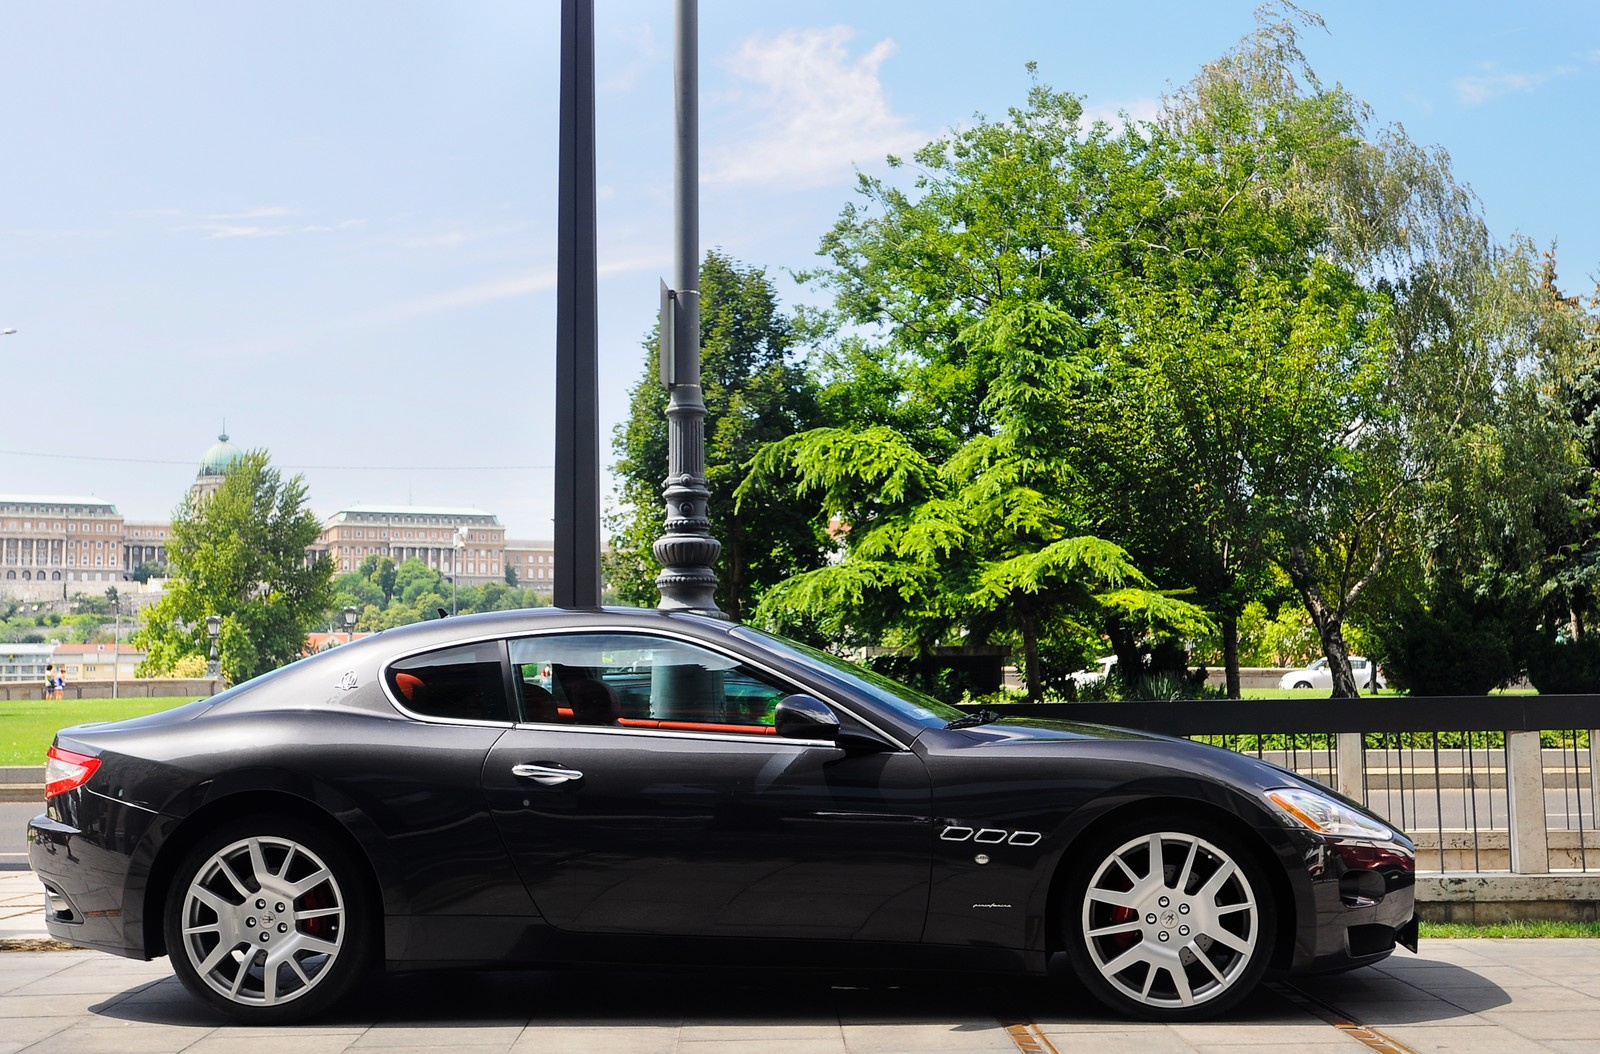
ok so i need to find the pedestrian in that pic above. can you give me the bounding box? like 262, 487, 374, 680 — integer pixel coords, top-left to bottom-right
44, 665, 54, 701
54, 670, 66, 700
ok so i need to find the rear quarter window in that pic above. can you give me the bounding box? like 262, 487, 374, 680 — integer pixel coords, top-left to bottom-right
387, 641, 510, 723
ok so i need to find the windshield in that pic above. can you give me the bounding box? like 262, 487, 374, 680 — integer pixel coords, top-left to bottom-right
727, 625, 967, 728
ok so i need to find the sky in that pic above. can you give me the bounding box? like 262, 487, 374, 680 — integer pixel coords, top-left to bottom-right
3, 1, 1598, 539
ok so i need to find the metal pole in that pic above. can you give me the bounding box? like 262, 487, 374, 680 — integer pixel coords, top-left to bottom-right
112, 601, 120, 700
653, 0, 722, 615
552, 0, 603, 609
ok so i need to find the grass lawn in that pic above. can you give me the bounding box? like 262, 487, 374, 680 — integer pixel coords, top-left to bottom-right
0, 697, 198, 766
1421, 920, 1600, 938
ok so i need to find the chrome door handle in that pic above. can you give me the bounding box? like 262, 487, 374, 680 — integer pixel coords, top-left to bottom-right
511, 763, 584, 786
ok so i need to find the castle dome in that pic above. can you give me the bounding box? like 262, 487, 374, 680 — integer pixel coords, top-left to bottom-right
198, 433, 243, 478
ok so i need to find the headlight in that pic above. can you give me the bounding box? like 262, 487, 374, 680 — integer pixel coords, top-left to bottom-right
1265, 787, 1394, 841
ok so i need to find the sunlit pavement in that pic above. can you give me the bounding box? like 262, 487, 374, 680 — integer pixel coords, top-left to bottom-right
4, 869, 1599, 1053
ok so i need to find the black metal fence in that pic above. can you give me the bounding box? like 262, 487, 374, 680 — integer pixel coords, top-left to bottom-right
971, 696, 1600, 875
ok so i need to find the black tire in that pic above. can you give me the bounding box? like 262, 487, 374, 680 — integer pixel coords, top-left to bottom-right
1062, 816, 1277, 1021
163, 815, 373, 1023
1292, 681, 1313, 690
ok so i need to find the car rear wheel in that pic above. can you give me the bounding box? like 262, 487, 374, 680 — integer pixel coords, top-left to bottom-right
1292, 680, 1312, 689
1063, 818, 1276, 1021
164, 816, 372, 1023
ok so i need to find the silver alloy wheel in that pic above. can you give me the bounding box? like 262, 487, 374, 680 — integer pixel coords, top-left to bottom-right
176, 834, 347, 1008
1079, 831, 1259, 1010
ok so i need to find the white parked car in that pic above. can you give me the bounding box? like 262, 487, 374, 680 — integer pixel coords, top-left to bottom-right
1278, 656, 1385, 691
1068, 655, 1118, 687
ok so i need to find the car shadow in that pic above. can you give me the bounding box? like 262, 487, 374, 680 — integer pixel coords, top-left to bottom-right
86, 957, 1505, 1030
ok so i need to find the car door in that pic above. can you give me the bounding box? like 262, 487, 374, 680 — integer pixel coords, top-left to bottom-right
482, 630, 933, 942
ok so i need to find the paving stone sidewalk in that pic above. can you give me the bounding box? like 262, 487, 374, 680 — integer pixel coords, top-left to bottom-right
4, 868, 1600, 1053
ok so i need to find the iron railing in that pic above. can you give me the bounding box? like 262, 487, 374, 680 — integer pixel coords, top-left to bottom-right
972, 696, 1600, 875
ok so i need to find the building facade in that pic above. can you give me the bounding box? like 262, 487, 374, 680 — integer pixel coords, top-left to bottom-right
317, 505, 507, 585
503, 539, 555, 593
123, 521, 171, 575
2, 435, 549, 600
0, 642, 56, 685
51, 642, 145, 683
0, 496, 130, 596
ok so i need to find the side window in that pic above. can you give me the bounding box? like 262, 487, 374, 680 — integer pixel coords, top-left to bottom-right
387, 641, 510, 723
508, 633, 792, 734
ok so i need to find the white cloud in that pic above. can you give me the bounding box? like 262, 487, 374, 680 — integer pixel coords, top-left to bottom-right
600, 21, 661, 95
174, 216, 365, 239
372, 253, 656, 324
209, 206, 299, 220
707, 26, 924, 189
1453, 62, 1574, 106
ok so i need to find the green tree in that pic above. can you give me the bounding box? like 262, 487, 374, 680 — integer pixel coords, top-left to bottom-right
134, 450, 334, 682
609, 249, 831, 619
1374, 243, 1594, 691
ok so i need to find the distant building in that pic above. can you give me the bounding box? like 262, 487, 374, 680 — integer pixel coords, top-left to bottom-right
52, 642, 144, 682
504, 539, 554, 593
0, 495, 128, 594
304, 632, 372, 654
1, 434, 552, 600
0, 642, 56, 685
317, 505, 507, 585
123, 520, 171, 576
191, 433, 244, 503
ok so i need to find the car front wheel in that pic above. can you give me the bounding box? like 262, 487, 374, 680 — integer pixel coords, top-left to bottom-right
1064, 819, 1276, 1020
163, 816, 372, 1023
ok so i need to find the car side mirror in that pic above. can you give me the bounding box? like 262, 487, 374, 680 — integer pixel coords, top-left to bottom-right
773, 694, 893, 753
773, 694, 840, 741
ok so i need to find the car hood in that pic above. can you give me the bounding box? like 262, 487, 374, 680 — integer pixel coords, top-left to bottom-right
950, 715, 1181, 744
934, 715, 1350, 799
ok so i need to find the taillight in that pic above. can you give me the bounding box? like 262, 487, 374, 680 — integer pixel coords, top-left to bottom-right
44, 746, 101, 799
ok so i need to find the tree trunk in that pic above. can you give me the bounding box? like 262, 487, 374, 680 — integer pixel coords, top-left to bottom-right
1022, 617, 1043, 702
1107, 615, 1143, 697
1285, 546, 1361, 698
1222, 612, 1241, 699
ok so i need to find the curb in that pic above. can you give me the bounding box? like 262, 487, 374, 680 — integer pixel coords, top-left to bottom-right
0, 767, 44, 805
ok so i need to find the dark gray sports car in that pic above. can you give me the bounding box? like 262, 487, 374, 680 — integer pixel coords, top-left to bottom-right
28, 607, 1416, 1023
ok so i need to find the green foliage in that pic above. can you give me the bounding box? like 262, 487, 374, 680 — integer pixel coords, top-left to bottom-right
1526, 638, 1600, 694
133, 451, 334, 683
331, 557, 547, 631
608, 250, 832, 618
1370, 583, 1526, 695
130, 561, 166, 583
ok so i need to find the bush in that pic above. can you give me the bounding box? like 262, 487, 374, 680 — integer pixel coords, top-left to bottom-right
1373, 588, 1523, 695
1526, 637, 1600, 694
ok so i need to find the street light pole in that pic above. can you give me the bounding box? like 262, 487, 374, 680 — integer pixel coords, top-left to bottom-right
342, 605, 358, 646
205, 614, 221, 681
551, 0, 603, 610
111, 596, 121, 700
653, 0, 722, 617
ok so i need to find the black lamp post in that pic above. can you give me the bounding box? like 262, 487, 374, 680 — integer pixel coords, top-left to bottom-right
342, 605, 358, 645
205, 615, 221, 680
652, 0, 722, 616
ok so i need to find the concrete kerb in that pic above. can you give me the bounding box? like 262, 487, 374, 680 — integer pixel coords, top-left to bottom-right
0, 768, 42, 803
1418, 872, 1600, 923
